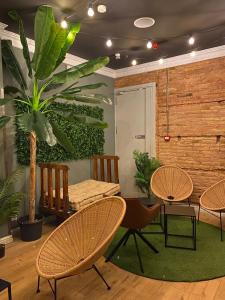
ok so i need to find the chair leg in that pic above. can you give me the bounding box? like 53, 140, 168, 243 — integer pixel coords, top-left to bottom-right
36, 276, 40, 293
220, 211, 223, 242
8, 283, 12, 300
54, 279, 57, 300
123, 232, 130, 246
136, 230, 159, 253
198, 203, 201, 222
93, 265, 111, 290
133, 233, 144, 273
105, 230, 131, 262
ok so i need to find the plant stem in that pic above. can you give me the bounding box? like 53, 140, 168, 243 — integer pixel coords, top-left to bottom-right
29, 131, 36, 223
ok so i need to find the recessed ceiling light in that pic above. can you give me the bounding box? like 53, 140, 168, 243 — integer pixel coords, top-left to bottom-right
106, 39, 112, 47
97, 4, 107, 13
159, 58, 164, 65
87, 2, 95, 17
146, 41, 153, 49
188, 36, 195, 45
134, 17, 155, 28
131, 59, 137, 66
60, 20, 68, 29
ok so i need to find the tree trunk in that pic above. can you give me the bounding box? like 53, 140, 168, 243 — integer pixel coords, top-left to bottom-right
29, 131, 36, 223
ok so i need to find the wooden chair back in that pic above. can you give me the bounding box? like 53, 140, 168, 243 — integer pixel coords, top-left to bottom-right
92, 155, 119, 183
39, 163, 69, 217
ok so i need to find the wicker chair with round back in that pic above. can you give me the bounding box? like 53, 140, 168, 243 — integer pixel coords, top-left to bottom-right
36, 196, 126, 300
151, 165, 193, 204
200, 179, 225, 241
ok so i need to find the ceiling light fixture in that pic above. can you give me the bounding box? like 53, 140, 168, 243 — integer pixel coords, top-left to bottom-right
87, 1, 95, 17
97, 4, 107, 13
106, 39, 112, 47
131, 59, 137, 66
159, 58, 164, 65
146, 40, 153, 49
60, 19, 68, 29
188, 36, 195, 45
134, 17, 155, 28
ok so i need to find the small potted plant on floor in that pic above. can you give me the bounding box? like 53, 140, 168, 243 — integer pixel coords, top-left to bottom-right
0, 5, 110, 241
133, 150, 161, 205
0, 168, 24, 257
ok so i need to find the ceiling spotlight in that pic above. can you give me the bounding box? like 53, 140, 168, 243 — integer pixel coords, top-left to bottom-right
146, 40, 153, 49
159, 58, 164, 65
188, 36, 195, 45
131, 59, 137, 66
88, 2, 95, 17
134, 17, 155, 28
60, 19, 68, 29
97, 4, 107, 13
106, 39, 112, 47
115, 53, 121, 60
190, 51, 196, 57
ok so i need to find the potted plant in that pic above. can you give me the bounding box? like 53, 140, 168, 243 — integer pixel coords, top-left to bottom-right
133, 150, 161, 204
0, 5, 110, 241
0, 167, 24, 256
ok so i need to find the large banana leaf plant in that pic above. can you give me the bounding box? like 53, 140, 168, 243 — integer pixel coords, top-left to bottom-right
0, 5, 110, 224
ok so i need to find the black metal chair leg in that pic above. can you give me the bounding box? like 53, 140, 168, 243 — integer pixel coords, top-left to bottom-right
198, 203, 201, 222
123, 232, 130, 246
105, 230, 130, 262
8, 284, 12, 300
220, 211, 223, 241
133, 233, 144, 273
136, 230, 159, 253
36, 276, 40, 293
93, 265, 111, 290
54, 279, 57, 300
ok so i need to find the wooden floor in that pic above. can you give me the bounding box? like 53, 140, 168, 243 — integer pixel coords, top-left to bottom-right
0, 210, 225, 300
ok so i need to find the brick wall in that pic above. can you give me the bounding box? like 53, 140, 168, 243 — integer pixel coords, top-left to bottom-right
115, 57, 225, 202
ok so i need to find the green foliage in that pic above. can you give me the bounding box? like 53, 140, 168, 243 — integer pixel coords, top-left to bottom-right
15, 102, 105, 165
133, 150, 161, 198
0, 167, 25, 225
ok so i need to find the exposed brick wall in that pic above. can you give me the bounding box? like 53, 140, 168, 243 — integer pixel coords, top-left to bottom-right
115, 57, 225, 202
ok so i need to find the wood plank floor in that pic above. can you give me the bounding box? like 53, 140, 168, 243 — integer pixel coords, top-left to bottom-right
0, 210, 225, 300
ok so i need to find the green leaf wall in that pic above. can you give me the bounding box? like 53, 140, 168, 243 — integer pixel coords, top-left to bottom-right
15, 102, 105, 165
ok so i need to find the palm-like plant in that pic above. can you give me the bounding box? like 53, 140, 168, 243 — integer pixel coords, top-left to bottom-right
0, 5, 110, 224
133, 150, 161, 199
0, 167, 24, 225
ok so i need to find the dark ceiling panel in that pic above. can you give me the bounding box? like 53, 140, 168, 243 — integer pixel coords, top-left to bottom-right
0, 0, 225, 69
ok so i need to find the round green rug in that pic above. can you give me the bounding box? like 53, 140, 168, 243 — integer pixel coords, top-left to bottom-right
106, 217, 225, 282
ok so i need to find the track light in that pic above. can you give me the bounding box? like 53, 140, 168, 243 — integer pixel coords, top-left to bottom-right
88, 1, 95, 17
131, 59, 137, 66
60, 19, 68, 29
106, 39, 112, 47
146, 41, 153, 49
188, 36, 195, 45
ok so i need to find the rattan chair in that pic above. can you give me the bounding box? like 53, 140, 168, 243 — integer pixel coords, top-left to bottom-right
200, 179, 225, 241
36, 196, 126, 300
151, 165, 193, 203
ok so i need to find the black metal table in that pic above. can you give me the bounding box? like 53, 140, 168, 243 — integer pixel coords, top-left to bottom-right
164, 205, 197, 250
0, 279, 12, 300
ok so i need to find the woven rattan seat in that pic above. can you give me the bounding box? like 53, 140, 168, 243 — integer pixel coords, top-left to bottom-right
151, 165, 193, 202
36, 196, 126, 299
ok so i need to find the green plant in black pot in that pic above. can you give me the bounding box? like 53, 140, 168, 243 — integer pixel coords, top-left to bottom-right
133, 150, 161, 202
0, 5, 111, 241
0, 167, 24, 257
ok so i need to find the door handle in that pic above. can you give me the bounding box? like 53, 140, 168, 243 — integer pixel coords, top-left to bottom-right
135, 135, 145, 139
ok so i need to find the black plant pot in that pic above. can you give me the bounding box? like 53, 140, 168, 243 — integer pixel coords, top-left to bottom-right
0, 244, 5, 258
18, 215, 43, 242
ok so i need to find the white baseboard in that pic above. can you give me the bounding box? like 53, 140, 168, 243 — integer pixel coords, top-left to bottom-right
0, 235, 13, 245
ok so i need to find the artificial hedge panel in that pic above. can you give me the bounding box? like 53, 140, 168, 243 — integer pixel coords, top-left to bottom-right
15, 102, 105, 165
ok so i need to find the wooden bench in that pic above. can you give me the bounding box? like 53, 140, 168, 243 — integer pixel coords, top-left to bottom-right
39, 155, 120, 218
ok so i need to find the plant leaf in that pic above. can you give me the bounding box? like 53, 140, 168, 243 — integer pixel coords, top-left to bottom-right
55, 22, 81, 68
0, 116, 11, 128
1, 40, 27, 91
32, 5, 55, 72
49, 120, 76, 153
0, 98, 14, 106
4, 86, 24, 97
0, 166, 24, 199
55, 93, 112, 104
8, 10, 32, 78
51, 56, 110, 84
60, 82, 107, 94
33, 112, 57, 146
34, 22, 68, 80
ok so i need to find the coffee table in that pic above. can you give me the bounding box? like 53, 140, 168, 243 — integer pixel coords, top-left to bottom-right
164, 205, 197, 250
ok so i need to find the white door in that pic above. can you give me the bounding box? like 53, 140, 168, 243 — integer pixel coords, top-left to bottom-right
115, 84, 156, 198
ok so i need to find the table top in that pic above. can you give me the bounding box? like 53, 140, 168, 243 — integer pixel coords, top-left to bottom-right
164, 205, 196, 217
